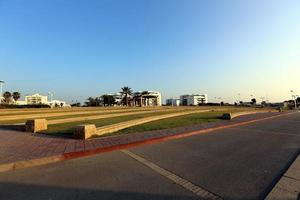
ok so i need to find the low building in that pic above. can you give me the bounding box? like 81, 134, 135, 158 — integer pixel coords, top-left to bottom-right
133, 91, 162, 106
166, 98, 180, 106
15, 100, 27, 105
25, 93, 48, 105
48, 100, 70, 108
21, 93, 69, 107
180, 94, 208, 106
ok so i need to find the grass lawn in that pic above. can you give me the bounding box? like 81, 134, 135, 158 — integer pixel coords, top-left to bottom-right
103, 111, 224, 137
43, 109, 191, 136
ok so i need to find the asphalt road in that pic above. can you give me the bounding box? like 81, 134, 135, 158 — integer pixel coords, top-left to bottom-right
0, 112, 299, 200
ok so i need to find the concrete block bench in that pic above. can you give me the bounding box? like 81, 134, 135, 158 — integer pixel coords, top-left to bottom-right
25, 119, 48, 133
74, 124, 96, 140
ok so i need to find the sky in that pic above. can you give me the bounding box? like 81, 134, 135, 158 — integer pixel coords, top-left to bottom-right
0, 0, 299, 104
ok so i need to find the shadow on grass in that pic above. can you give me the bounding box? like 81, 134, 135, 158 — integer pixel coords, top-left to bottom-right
0, 124, 25, 132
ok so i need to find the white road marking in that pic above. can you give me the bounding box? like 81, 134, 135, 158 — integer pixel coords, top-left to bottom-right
122, 149, 223, 200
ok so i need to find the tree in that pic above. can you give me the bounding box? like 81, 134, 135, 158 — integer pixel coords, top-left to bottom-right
12, 92, 21, 103
85, 97, 102, 107
120, 86, 133, 106
71, 102, 81, 107
94, 97, 101, 107
261, 101, 267, 107
250, 98, 257, 105
3, 91, 12, 104
102, 95, 116, 106
85, 97, 96, 107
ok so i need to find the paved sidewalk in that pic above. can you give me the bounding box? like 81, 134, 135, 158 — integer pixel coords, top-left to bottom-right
266, 155, 300, 200
0, 112, 289, 166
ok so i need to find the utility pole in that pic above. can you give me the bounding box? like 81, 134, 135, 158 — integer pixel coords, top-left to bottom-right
0, 80, 4, 104
48, 92, 54, 102
291, 90, 297, 109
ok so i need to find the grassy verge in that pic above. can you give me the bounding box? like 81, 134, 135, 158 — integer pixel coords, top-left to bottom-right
43, 110, 190, 136
102, 111, 223, 137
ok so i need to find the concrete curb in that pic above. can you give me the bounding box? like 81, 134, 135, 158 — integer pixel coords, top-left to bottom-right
222, 110, 277, 120
0, 111, 295, 173
265, 155, 300, 200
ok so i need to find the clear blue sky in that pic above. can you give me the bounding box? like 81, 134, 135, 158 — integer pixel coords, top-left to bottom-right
0, 0, 299, 103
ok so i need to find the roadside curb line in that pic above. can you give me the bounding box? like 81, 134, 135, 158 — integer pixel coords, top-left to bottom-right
0, 112, 296, 173
265, 155, 300, 200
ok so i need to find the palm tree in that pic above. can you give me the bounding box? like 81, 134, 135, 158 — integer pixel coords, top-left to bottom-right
12, 92, 21, 104
120, 86, 133, 106
3, 91, 12, 104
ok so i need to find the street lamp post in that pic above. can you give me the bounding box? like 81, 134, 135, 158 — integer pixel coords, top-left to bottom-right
0, 80, 4, 104
0, 80, 4, 97
48, 92, 54, 102
291, 90, 297, 109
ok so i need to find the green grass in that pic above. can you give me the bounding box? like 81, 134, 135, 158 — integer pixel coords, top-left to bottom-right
43, 110, 189, 136
103, 111, 223, 137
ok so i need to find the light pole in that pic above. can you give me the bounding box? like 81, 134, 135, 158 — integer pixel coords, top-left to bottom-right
0, 80, 4, 97
260, 97, 265, 105
237, 93, 241, 105
290, 90, 297, 109
0, 80, 4, 104
48, 92, 54, 102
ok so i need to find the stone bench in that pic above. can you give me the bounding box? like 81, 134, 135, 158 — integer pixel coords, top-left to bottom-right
74, 124, 96, 140
25, 119, 48, 133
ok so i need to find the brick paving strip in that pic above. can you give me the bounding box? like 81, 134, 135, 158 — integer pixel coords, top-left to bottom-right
265, 155, 300, 200
0, 111, 295, 174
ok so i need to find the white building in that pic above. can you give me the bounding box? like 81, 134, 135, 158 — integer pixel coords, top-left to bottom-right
22, 93, 69, 107
180, 94, 208, 106
15, 100, 27, 105
48, 100, 70, 108
25, 93, 48, 105
166, 98, 180, 106
133, 91, 162, 106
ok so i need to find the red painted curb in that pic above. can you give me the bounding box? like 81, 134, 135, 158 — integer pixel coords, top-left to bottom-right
62, 112, 295, 161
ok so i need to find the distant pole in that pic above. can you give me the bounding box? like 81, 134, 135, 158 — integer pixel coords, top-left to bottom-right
291, 90, 298, 109
48, 92, 54, 102
0, 80, 4, 104
0, 80, 4, 97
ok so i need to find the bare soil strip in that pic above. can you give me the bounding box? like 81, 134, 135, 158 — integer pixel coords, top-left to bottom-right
0, 107, 167, 115
47, 110, 175, 125
0, 108, 169, 122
